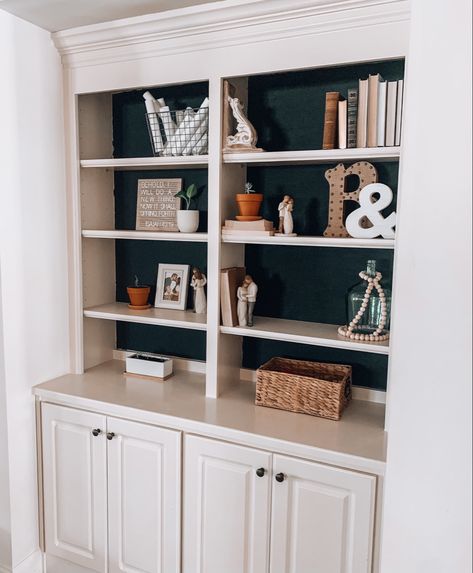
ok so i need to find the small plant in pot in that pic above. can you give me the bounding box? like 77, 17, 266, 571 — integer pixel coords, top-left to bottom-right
127, 275, 151, 310
236, 182, 263, 221
175, 183, 203, 233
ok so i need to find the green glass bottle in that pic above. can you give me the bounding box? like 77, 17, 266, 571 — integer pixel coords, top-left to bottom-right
346, 260, 391, 333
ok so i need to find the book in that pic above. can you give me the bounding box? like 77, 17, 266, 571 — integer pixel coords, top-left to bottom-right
395, 79, 404, 146
376, 80, 387, 146
222, 230, 274, 236
322, 92, 340, 150
223, 219, 274, 231
385, 81, 398, 146
220, 267, 246, 327
338, 99, 347, 149
356, 79, 369, 148
367, 74, 383, 147
347, 89, 358, 148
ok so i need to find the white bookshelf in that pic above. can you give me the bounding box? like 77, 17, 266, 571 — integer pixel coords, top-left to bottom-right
80, 155, 209, 170
222, 235, 394, 249
82, 230, 208, 242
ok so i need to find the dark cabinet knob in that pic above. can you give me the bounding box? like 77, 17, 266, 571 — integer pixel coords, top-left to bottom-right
256, 467, 266, 477
275, 472, 285, 483
92, 429, 101, 437
106, 432, 115, 441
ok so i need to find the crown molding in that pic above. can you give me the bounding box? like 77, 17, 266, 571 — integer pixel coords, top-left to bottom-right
53, 0, 409, 66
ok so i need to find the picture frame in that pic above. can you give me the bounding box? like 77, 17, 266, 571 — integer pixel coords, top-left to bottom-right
155, 263, 190, 310
136, 178, 182, 232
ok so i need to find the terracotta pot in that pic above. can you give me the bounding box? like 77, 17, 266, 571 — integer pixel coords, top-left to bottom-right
127, 286, 151, 308
236, 193, 263, 218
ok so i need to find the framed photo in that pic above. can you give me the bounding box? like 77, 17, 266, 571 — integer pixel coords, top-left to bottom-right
155, 264, 190, 310
136, 178, 182, 232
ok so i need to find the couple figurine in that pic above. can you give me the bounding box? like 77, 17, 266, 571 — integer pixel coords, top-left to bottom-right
190, 267, 207, 314
276, 195, 296, 236
237, 275, 258, 327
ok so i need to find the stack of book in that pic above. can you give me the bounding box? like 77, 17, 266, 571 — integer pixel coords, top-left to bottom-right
322, 75, 404, 149
222, 219, 275, 238
220, 267, 246, 327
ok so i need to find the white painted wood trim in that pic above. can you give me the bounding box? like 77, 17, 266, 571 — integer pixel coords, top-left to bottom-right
222, 235, 395, 249
10, 551, 43, 573
82, 230, 208, 242
223, 147, 401, 165
53, 0, 409, 62
221, 318, 390, 355
80, 156, 208, 169
84, 303, 207, 331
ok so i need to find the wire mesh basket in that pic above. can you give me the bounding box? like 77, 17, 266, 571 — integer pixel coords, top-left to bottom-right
146, 107, 209, 157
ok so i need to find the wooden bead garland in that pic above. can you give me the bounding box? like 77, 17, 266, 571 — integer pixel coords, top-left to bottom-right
338, 270, 390, 342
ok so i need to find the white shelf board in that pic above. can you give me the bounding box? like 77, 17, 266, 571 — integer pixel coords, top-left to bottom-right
84, 302, 207, 331
80, 155, 209, 170
221, 316, 389, 355
82, 229, 208, 242
33, 360, 386, 473
222, 235, 394, 249
223, 147, 400, 165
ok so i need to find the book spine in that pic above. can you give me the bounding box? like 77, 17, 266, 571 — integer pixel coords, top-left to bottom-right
338, 99, 347, 149
385, 81, 398, 147
377, 81, 387, 147
395, 79, 404, 146
322, 92, 340, 150
367, 74, 382, 148
347, 89, 358, 148
356, 79, 369, 148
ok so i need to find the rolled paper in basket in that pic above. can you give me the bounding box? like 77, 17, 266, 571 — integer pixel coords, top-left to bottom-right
169, 98, 209, 156
190, 131, 208, 155
159, 105, 177, 141
143, 92, 164, 154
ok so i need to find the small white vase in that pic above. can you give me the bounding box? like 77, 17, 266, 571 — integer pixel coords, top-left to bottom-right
176, 210, 199, 233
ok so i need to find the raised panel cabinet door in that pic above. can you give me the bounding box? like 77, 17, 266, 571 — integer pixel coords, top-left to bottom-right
41, 403, 107, 573
183, 435, 272, 573
106, 417, 181, 573
270, 455, 376, 573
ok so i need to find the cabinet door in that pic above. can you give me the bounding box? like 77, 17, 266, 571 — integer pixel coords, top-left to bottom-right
183, 435, 272, 573
42, 403, 107, 572
270, 454, 376, 573
107, 417, 181, 573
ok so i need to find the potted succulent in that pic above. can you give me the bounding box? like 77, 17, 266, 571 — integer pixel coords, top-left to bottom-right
236, 182, 263, 221
175, 183, 203, 233
127, 275, 151, 309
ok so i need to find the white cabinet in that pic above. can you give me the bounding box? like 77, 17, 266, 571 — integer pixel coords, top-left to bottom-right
270, 454, 376, 573
183, 436, 376, 573
42, 404, 107, 572
41, 404, 181, 573
183, 435, 272, 573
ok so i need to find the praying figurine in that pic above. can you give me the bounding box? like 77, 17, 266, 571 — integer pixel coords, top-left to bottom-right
243, 274, 258, 327
276, 195, 296, 236
190, 267, 207, 314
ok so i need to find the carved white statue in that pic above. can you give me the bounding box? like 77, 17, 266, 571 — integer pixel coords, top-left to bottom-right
224, 97, 263, 153
345, 183, 397, 239
275, 195, 297, 236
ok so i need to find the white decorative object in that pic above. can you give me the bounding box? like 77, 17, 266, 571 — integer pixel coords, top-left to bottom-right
155, 263, 190, 310
345, 183, 397, 239
191, 268, 207, 314
224, 96, 263, 153
275, 195, 297, 236
125, 353, 173, 379
176, 210, 199, 233
338, 269, 390, 342
236, 285, 248, 326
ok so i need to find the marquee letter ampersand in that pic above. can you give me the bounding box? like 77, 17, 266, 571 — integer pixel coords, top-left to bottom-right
345, 183, 397, 239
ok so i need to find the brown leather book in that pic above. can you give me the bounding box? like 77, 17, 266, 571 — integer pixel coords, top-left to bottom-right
220, 267, 246, 327
322, 91, 340, 149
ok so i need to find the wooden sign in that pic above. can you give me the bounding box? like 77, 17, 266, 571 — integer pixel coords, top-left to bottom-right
323, 162, 378, 238
136, 179, 182, 232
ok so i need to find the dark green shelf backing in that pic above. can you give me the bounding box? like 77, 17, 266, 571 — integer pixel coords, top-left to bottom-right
242, 338, 388, 390
114, 169, 208, 232
248, 59, 405, 151
112, 82, 209, 158
248, 162, 398, 237
117, 322, 206, 361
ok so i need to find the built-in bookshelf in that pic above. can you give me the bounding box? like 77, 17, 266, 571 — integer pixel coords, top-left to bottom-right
76, 57, 404, 425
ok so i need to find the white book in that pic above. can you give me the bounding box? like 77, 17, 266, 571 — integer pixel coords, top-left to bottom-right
395, 79, 404, 146
376, 80, 387, 146
385, 81, 398, 147
338, 99, 347, 149
356, 78, 369, 148
367, 74, 383, 148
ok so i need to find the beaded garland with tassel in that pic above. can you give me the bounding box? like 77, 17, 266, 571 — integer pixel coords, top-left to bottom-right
338, 267, 390, 342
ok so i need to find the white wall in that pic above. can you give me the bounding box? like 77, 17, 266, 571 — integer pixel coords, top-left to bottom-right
0, 10, 69, 572
381, 0, 472, 572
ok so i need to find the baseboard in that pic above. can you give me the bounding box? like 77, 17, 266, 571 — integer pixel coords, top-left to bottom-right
10, 550, 43, 573
0, 564, 11, 573
112, 349, 206, 374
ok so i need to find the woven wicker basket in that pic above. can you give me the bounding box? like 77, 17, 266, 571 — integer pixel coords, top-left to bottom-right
256, 357, 352, 421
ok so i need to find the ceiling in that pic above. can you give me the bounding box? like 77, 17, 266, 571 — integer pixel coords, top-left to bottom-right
0, 0, 223, 32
